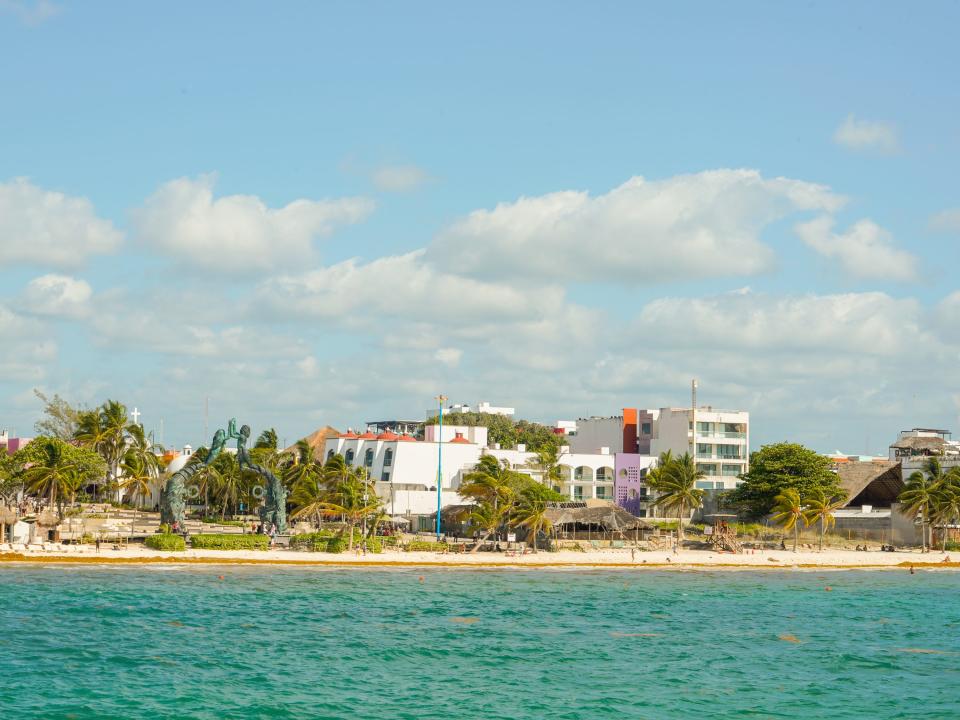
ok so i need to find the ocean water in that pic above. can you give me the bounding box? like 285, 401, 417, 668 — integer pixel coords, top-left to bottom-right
0, 566, 958, 719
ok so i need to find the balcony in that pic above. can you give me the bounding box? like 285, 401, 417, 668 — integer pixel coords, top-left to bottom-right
696, 431, 747, 440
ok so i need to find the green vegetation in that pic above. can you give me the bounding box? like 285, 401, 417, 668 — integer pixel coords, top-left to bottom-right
190, 534, 269, 550
13, 437, 106, 519
802, 489, 847, 552
457, 454, 566, 552
407, 540, 448, 552
728, 443, 843, 518
648, 452, 706, 548
771, 488, 804, 552
290, 529, 385, 553
899, 458, 960, 552
424, 412, 562, 453
145, 533, 186, 551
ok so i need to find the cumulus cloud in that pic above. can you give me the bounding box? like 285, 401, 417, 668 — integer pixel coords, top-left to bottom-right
371, 164, 430, 192
22, 274, 92, 318
428, 170, 845, 284
132, 175, 374, 273
256, 250, 571, 324
0, 178, 122, 268
796, 216, 918, 282
634, 290, 929, 356
0, 305, 57, 380
833, 114, 899, 154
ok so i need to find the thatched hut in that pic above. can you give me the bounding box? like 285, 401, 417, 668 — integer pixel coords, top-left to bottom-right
545, 503, 653, 540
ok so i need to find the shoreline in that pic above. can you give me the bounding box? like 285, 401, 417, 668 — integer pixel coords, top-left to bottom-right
1, 547, 957, 570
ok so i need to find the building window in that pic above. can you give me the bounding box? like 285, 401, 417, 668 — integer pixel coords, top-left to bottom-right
574, 466, 591, 481
384, 448, 393, 467
345, 449, 355, 465
641, 422, 651, 435
596, 486, 607, 499
326, 450, 334, 461
699, 463, 718, 476
596, 467, 612, 481
695, 481, 713, 489
697, 421, 713, 433
637, 509, 647, 518
721, 464, 742, 476
573, 486, 584, 500
639, 487, 648, 497
696, 443, 713, 457
382, 472, 390, 483
717, 446, 742, 459
364, 449, 374, 467
628, 489, 638, 500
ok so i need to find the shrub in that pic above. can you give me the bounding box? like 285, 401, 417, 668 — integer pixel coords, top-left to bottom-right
145, 534, 186, 551
190, 534, 269, 551
406, 540, 447, 552
325, 537, 347, 553
290, 531, 338, 551
945, 541, 960, 552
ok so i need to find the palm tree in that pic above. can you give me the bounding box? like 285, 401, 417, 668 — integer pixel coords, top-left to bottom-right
645, 450, 674, 519
900, 468, 941, 552
510, 496, 552, 553
772, 488, 804, 552
75, 400, 133, 501
651, 452, 705, 547
121, 424, 161, 508
282, 439, 320, 492
22, 440, 82, 520
255, 428, 279, 450
320, 469, 380, 551
290, 471, 331, 528
461, 455, 516, 511
532, 443, 563, 493
466, 501, 509, 553
931, 468, 960, 552
214, 454, 244, 520
802, 489, 846, 552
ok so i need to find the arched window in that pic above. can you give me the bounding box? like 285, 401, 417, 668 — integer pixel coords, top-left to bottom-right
574, 466, 591, 481
345, 449, 355, 465
596, 467, 613, 481
384, 448, 393, 467
326, 450, 334, 461
364, 448, 374, 467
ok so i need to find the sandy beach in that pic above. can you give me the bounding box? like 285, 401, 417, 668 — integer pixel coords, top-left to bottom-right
1, 545, 956, 569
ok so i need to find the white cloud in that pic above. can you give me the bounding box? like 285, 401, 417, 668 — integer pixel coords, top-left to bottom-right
434, 347, 462, 367
428, 170, 845, 284
371, 164, 430, 192
833, 114, 899, 154
796, 215, 918, 282
256, 250, 570, 324
634, 290, 929, 356
929, 208, 960, 234
132, 175, 375, 273
0, 178, 122, 268
22, 274, 92, 318
0, 305, 57, 381
0, 0, 59, 25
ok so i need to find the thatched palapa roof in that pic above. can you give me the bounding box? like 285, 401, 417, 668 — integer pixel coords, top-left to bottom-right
283, 426, 341, 460
835, 461, 903, 508
890, 435, 946, 451
544, 504, 652, 532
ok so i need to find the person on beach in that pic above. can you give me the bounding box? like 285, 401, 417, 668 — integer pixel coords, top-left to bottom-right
95, 536, 101, 553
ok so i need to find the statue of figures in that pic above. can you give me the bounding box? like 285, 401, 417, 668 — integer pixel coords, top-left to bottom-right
227, 419, 287, 535
160, 427, 228, 532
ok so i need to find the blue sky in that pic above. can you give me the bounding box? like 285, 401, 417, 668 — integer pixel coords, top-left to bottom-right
1, 1, 959, 452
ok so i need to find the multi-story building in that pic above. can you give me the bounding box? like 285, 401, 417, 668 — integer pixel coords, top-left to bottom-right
430, 401, 516, 418
889, 428, 960, 475
566, 405, 750, 491
649, 407, 749, 490
484, 446, 620, 502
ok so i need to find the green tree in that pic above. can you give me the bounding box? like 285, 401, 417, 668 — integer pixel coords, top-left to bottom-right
931, 472, 960, 553
650, 452, 705, 547
460, 455, 517, 511
255, 428, 279, 450
802, 489, 846, 552
899, 461, 943, 552
771, 488, 805, 552
509, 495, 553, 553
319, 468, 380, 551
74, 399, 135, 499
33, 389, 83, 439
530, 444, 563, 494
15, 438, 106, 519
729, 443, 842, 518
120, 424, 162, 508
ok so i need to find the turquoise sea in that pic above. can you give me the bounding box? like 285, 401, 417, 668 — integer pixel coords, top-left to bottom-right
1, 566, 958, 719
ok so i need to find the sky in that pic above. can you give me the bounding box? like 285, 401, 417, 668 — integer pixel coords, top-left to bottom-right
1, 1, 959, 453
